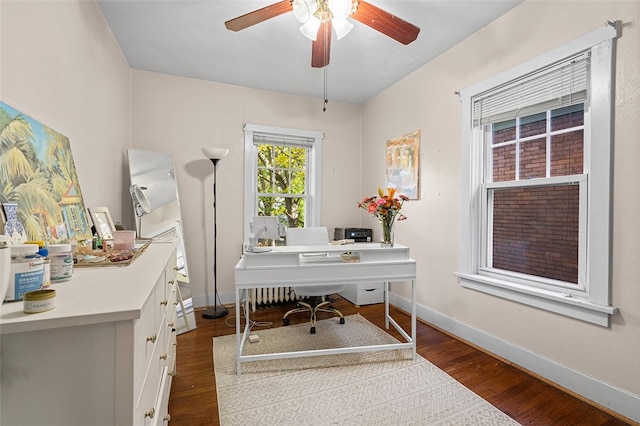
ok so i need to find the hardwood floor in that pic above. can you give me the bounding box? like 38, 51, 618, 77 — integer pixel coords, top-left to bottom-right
169, 297, 634, 426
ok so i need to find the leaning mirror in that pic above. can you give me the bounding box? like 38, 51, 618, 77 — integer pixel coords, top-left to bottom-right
127, 148, 196, 334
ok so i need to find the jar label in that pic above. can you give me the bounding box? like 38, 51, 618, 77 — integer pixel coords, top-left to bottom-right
50, 255, 73, 281
8, 260, 44, 301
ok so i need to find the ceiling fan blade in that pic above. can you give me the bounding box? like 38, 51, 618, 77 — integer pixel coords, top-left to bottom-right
351, 0, 420, 45
311, 21, 332, 68
225, 0, 293, 32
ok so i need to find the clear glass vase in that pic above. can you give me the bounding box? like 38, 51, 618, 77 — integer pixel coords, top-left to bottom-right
380, 217, 395, 247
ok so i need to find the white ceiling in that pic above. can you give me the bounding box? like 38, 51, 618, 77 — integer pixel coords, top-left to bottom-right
97, 0, 523, 104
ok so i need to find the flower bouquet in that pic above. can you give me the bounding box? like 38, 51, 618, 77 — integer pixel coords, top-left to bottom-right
358, 188, 408, 246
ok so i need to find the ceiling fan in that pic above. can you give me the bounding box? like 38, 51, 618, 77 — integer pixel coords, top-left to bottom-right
224, 0, 421, 68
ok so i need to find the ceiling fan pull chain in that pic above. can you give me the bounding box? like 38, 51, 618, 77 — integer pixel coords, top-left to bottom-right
323, 21, 329, 112
323, 61, 328, 112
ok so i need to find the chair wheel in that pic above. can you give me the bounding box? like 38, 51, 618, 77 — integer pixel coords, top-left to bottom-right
310, 327, 316, 334
339, 318, 345, 324
283, 318, 290, 326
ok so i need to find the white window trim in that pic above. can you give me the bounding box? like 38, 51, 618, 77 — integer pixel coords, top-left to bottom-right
456, 23, 619, 327
242, 123, 323, 244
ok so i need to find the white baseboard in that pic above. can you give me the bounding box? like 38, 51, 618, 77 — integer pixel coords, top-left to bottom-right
193, 292, 234, 311
389, 292, 640, 424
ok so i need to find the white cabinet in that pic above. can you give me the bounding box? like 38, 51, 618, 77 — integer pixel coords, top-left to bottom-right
0, 240, 178, 426
339, 281, 384, 305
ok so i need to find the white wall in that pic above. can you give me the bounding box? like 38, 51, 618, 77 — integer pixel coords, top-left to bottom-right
0, 0, 131, 215
130, 70, 362, 308
362, 0, 640, 420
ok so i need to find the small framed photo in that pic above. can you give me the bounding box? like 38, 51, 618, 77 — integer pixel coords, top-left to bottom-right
88, 207, 116, 240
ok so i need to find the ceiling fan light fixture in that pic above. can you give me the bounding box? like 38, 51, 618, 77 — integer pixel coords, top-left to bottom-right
333, 18, 353, 40
224, 0, 419, 70
292, 0, 317, 23
328, 0, 352, 19
300, 16, 321, 41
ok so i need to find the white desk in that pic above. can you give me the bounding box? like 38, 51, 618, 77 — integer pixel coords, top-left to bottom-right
234, 243, 417, 375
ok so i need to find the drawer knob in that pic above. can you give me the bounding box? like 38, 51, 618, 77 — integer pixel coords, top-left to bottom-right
164, 414, 171, 422
173, 301, 179, 306
160, 299, 168, 306
160, 353, 168, 360
144, 408, 155, 419
146, 334, 157, 344
167, 322, 174, 328
168, 280, 175, 285
168, 370, 175, 376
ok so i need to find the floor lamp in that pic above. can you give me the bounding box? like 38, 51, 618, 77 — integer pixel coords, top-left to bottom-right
201, 147, 229, 319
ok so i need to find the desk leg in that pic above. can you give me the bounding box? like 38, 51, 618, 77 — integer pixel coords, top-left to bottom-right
384, 280, 390, 330
236, 288, 241, 375
411, 278, 417, 360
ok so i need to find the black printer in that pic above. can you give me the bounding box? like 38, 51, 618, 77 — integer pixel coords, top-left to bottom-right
333, 228, 372, 242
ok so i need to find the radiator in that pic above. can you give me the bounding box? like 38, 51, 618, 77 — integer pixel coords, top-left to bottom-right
249, 286, 296, 311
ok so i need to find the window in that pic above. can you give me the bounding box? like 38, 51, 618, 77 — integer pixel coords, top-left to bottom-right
243, 123, 323, 245
456, 24, 619, 326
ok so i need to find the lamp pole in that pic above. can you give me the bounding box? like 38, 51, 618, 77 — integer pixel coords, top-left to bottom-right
201, 148, 229, 319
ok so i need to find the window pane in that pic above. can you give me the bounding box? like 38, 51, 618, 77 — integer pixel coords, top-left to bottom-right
491, 120, 515, 182
257, 168, 273, 193
273, 170, 290, 193
551, 130, 583, 176
519, 138, 546, 179
492, 144, 516, 182
491, 184, 579, 284
258, 196, 305, 228
290, 146, 306, 168
284, 197, 305, 227
258, 145, 273, 167
290, 170, 306, 194
551, 104, 584, 132
493, 119, 516, 142
273, 145, 289, 168
519, 112, 546, 138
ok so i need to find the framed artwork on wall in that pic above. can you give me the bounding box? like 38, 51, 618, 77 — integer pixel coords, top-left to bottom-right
385, 130, 421, 200
0, 102, 92, 244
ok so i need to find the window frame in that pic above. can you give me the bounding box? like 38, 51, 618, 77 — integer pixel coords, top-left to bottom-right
243, 123, 323, 244
456, 24, 619, 326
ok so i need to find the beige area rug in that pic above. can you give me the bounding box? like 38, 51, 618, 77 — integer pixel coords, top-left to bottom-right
213, 314, 519, 426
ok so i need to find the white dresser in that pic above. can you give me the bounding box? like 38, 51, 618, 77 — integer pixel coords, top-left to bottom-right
0, 240, 178, 426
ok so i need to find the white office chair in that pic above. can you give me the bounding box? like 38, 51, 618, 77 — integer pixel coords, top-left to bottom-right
282, 227, 345, 334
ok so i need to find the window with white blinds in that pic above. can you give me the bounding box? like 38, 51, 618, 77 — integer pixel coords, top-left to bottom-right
456, 23, 619, 326
242, 123, 323, 245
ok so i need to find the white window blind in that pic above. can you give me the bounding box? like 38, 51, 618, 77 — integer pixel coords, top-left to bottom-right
252, 133, 314, 148
472, 51, 590, 126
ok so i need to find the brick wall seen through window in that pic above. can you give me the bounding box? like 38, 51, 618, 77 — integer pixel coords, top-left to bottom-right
489, 105, 583, 284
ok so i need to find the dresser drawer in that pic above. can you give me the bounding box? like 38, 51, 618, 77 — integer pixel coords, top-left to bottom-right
151, 367, 172, 426
155, 272, 170, 318
137, 367, 161, 425
134, 289, 158, 398
339, 282, 384, 305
